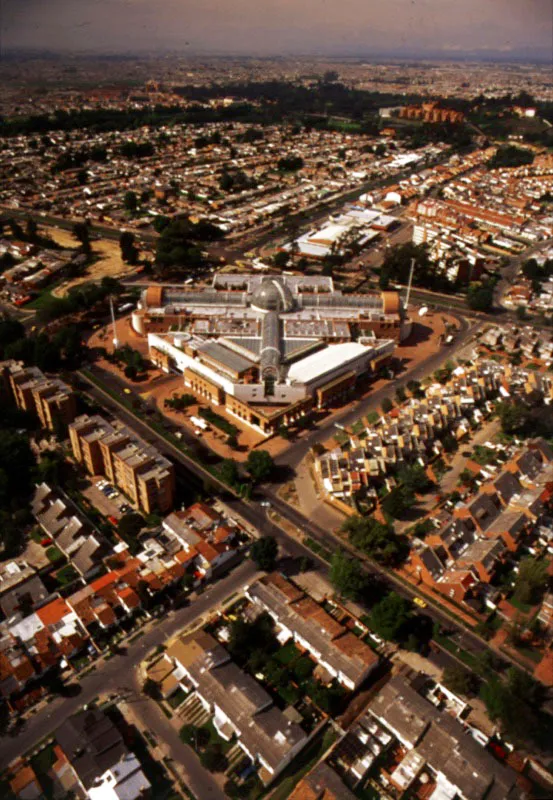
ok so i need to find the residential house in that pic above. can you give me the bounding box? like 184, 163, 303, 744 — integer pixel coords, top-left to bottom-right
163, 631, 307, 785
246, 573, 379, 690
32, 483, 107, 578
287, 762, 357, 800
55, 709, 150, 800
366, 676, 523, 800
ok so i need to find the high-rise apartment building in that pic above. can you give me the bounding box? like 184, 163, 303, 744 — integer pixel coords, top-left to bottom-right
0, 360, 76, 432
69, 414, 175, 514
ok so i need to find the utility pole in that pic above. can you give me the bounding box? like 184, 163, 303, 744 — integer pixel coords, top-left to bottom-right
110, 296, 120, 350
405, 258, 415, 309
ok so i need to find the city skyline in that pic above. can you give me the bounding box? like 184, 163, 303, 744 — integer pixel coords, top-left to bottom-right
4, 0, 551, 60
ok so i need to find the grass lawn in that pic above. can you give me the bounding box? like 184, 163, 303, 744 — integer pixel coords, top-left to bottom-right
55, 564, 79, 585
26, 288, 57, 310
512, 644, 543, 664
351, 420, 366, 435
304, 537, 332, 563
269, 726, 337, 800
275, 640, 300, 666
508, 595, 534, 615
433, 633, 481, 673
204, 718, 235, 754
45, 546, 64, 563
366, 411, 380, 425
30, 527, 43, 543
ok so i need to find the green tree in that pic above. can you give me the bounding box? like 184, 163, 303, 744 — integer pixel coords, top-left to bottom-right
119, 230, 138, 264
342, 515, 406, 566
228, 612, 277, 664
124, 191, 138, 213
496, 402, 530, 436
142, 677, 161, 700
273, 250, 290, 268
245, 450, 274, 483
218, 458, 240, 487
250, 536, 278, 571
381, 486, 413, 519
200, 744, 227, 772
369, 592, 410, 641
467, 283, 493, 311
329, 550, 365, 600
398, 464, 433, 494
180, 724, 210, 749
442, 665, 478, 696
118, 512, 146, 540
72, 221, 91, 253
381, 397, 393, 413
513, 557, 548, 605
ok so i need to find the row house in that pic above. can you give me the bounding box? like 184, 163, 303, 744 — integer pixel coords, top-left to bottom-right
32, 482, 107, 578
162, 501, 239, 581
409, 439, 553, 606
55, 709, 151, 800
317, 361, 504, 505
66, 563, 142, 636
366, 676, 523, 800
0, 597, 90, 698
246, 573, 379, 690
162, 631, 307, 785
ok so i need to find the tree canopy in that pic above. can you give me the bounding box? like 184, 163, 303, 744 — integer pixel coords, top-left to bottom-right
117, 512, 146, 540
369, 592, 411, 641
250, 536, 278, 571
379, 243, 453, 294
245, 450, 274, 483
487, 145, 534, 170
342, 515, 407, 566
467, 282, 494, 311
329, 550, 366, 600
513, 557, 548, 606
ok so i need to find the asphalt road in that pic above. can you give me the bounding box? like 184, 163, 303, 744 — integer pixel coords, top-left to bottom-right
0, 559, 258, 772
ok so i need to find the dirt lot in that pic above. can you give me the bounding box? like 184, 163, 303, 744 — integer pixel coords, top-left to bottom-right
44, 226, 137, 296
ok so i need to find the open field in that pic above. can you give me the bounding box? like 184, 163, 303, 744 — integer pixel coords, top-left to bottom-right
43, 226, 137, 295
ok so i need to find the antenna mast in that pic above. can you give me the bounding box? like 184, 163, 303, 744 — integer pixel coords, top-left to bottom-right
405, 258, 415, 309
110, 296, 120, 350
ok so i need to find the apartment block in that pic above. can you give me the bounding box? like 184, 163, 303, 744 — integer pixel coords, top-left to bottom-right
0, 360, 76, 432
69, 414, 175, 514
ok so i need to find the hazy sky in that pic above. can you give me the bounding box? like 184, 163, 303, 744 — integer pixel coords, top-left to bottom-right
3, 0, 551, 59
